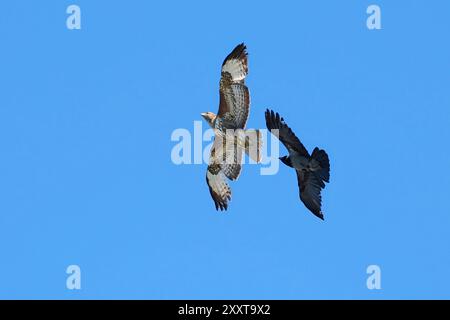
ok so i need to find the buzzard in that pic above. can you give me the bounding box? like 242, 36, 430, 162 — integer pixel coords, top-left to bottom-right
265, 109, 330, 220
201, 43, 261, 211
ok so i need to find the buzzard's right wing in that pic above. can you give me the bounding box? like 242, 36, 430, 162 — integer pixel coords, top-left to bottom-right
205, 136, 243, 211
206, 167, 232, 211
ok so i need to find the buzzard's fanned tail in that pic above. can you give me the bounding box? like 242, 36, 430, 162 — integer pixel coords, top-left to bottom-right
243, 129, 262, 163
231, 128, 262, 163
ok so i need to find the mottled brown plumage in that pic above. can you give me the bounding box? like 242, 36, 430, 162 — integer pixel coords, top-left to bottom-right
202, 43, 260, 211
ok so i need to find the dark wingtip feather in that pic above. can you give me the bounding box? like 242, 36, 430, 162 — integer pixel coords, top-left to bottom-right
222, 43, 248, 66
265, 108, 280, 131
264, 108, 272, 129
214, 199, 228, 211
265, 109, 287, 132
310, 209, 324, 220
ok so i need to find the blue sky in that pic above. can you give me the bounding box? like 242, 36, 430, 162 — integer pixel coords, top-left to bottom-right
0, 0, 449, 299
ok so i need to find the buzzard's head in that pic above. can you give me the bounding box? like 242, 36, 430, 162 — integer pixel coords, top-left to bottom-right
201, 112, 216, 128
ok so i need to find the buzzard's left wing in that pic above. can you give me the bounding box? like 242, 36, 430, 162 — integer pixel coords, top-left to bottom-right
218, 43, 250, 129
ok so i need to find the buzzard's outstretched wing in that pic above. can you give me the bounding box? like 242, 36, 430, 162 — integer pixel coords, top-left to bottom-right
296, 170, 325, 220
265, 109, 309, 157
206, 168, 231, 211
206, 137, 243, 211
218, 43, 250, 129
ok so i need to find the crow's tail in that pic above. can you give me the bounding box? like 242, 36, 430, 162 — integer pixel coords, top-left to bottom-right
311, 147, 330, 183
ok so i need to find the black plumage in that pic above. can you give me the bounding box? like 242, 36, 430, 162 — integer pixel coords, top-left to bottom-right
265, 109, 330, 220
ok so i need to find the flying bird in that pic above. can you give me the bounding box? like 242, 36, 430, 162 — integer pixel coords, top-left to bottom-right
202, 43, 262, 211
265, 109, 330, 220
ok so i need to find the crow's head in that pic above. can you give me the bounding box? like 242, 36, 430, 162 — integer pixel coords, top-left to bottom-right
279, 155, 293, 168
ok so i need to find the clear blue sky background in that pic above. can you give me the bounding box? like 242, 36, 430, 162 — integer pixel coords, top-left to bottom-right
0, 0, 449, 299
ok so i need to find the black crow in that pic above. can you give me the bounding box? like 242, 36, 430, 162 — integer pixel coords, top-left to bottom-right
265, 109, 330, 220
